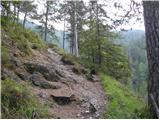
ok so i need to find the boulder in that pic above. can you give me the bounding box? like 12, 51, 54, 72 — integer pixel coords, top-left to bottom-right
61, 55, 75, 65
86, 74, 99, 82
16, 72, 29, 80
30, 73, 61, 89
10, 55, 22, 67
51, 94, 75, 105
24, 62, 49, 74
1, 68, 21, 81
90, 69, 96, 75
89, 103, 97, 113
24, 62, 61, 81
14, 68, 29, 80
89, 98, 99, 113
72, 66, 88, 75
72, 66, 81, 75
31, 44, 38, 49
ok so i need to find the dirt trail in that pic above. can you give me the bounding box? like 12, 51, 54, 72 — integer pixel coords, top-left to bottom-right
6, 47, 107, 119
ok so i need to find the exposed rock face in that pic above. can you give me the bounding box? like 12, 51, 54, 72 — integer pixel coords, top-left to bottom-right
1, 68, 21, 81
51, 94, 75, 105
30, 73, 61, 89
2, 48, 107, 119
24, 62, 61, 82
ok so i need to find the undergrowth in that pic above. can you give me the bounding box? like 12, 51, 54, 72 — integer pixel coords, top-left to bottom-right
99, 73, 152, 119
47, 43, 65, 55
1, 79, 49, 119
1, 16, 46, 55
1, 46, 10, 66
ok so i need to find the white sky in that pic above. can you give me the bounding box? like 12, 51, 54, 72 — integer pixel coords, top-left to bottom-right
20, 0, 145, 31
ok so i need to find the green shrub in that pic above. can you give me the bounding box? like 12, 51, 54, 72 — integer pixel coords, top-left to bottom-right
1, 79, 49, 118
72, 66, 81, 75
1, 46, 10, 66
61, 54, 78, 65
1, 16, 46, 55
47, 43, 65, 55
47, 43, 58, 48
23, 29, 46, 49
99, 73, 151, 119
132, 106, 153, 118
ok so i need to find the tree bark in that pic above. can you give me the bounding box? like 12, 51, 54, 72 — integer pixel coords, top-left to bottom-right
44, 1, 49, 41
96, 2, 101, 66
23, 11, 27, 29
7, 1, 11, 16
143, 1, 159, 118
90, 1, 95, 63
13, 4, 16, 22
74, 1, 79, 57
63, 17, 66, 49
17, 5, 20, 23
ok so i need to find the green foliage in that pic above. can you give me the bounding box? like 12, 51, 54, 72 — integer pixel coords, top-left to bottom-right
60, 53, 87, 75
1, 16, 46, 55
47, 43, 65, 55
1, 46, 10, 66
101, 43, 131, 85
79, 21, 131, 85
119, 32, 148, 98
99, 73, 151, 119
61, 53, 78, 65
132, 106, 153, 118
1, 79, 49, 119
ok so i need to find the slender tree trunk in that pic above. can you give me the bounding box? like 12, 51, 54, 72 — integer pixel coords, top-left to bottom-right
74, 1, 79, 57
143, 1, 159, 118
17, 5, 20, 23
7, 1, 10, 16
63, 18, 66, 49
71, 2, 75, 55
23, 12, 27, 29
44, 1, 49, 41
90, 2, 95, 63
70, 24, 74, 54
96, 2, 101, 65
13, 4, 16, 22
70, 25, 74, 54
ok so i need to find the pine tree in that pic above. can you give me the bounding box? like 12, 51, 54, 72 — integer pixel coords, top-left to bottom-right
20, 1, 37, 28
143, 1, 159, 118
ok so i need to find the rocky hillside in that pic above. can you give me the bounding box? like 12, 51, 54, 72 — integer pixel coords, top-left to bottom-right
1, 18, 106, 119
1, 17, 150, 119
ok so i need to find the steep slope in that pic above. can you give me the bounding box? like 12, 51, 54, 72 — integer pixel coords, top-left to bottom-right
1, 17, 149, 119
100, 73, 150, 118
1, 18, 106, 119
24, 48, 106, 119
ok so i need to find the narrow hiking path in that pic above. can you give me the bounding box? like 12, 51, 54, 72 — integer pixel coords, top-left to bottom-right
24, 48, 107, 119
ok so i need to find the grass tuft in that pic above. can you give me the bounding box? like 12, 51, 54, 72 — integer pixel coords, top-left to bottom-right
1, 16, 46, 55
1, 46, 10, 67
99, 73, 151, 119
1, 79, 49, 119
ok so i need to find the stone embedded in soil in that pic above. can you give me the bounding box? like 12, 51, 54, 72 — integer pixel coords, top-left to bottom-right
14, 68, 29, 80
30, 73, 61, 89
51, 94, 75, 105
86, 74, 99, 82
1, 68, 21, 81
89, 103, 97, 113
24, 62, 49, 74
61, 56, 75, 65
24, 62, 61, 81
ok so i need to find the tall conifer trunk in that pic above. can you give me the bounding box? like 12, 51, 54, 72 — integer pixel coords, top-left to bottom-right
44, 1, 49, 41
143, 1, 159, 118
